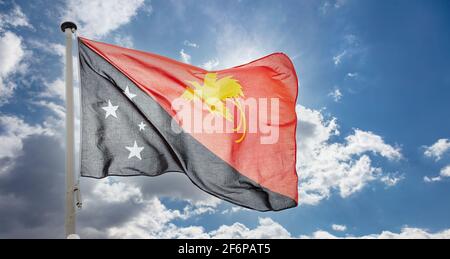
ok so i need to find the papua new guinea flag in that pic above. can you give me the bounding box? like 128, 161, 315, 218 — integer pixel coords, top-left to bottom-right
78, 37, 298, 211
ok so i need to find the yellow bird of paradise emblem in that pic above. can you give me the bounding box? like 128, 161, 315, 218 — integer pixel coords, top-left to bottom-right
181, 73, 247, 143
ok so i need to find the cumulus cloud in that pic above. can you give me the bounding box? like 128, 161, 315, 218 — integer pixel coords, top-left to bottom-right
0, 135, 65, 238
91, 179, 143, 204
441, 165, 450, 177
74, 171, 222, 239
424, 139, 450, 161
303, 227, 450, 239
99, 208, 291, 239
210, 218, 291, 239
81, 195, 219, 239
221, 206, 248, 215
423, 138, 450, 182
83, 202, 450, 239
0, 31, 26, 104
424, 165, 450, 183
64, 0, 147, 38
0, 115, 53, 176
297, 105, 402, 205
0, 5, 33, 104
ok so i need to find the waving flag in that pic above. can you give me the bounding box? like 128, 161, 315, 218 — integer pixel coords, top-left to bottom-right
78, 37, 298, 211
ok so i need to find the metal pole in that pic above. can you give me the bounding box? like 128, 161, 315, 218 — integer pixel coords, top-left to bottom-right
61, 21, 77, 238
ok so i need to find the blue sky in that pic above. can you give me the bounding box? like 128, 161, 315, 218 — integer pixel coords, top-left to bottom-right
0, 0, 450, 238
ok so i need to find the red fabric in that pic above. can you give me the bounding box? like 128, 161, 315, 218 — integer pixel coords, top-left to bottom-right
80, 37, 299, 202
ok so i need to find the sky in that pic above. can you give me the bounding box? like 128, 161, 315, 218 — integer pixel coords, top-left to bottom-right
0, 0, 450, 238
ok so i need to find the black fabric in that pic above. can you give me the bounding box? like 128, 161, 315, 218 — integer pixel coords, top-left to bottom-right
78, 40, 296, 211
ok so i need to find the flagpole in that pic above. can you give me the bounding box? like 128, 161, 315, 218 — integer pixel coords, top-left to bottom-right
61, 21, 77, 238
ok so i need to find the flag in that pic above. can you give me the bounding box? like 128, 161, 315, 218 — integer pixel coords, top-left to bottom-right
78, 37, 298, 211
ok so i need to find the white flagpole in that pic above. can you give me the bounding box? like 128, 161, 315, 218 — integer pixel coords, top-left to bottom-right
61, 21, 78, 238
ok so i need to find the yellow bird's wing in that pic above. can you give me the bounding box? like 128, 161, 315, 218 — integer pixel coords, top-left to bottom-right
215, 76, 244, 100
182, 81, 203, 101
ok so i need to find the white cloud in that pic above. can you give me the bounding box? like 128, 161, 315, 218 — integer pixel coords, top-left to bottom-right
303, 227, 450, 239
297, 105, 402, 205
103, 204, 292, 239
29, 41, 65, 60
34, 100, 66, 121
210, 217, 291, 239
423, 176, 441, 183
179, 49, 191, 64
41, 78, 65, 100
0, 4, 32, 31
0, 115, 52, 175
332, 34, 365, 69
76, 173, 224, 237
91, 179, 143, 203
441, 165, 450, 177
77, 178, 286, 239
0, 31, 26, 104
201, 58, 220, 71
332, 224, 347, 232
83, 196, 450, 239
50, 43, 66, 57
380, 173, 405, 187
347, 72, 358, 78
64, 0, 146, 38
183, 40, 199, 48
98, 196, 218, 239
344, 130, 402, 160
328, 88, 343, 102
106, 197, 189, 238
333, 51, 346, 65
221, 206, 248, 214
423, 138, 450, 182
113, 35, 134, 48
424, 165, 450, 183
424, 138, 450, 161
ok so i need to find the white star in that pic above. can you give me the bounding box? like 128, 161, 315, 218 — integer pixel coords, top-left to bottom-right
125, 141, 144, 160
124, 86, 136, 100
138, 121, 146, 131
102, 100, 118, 119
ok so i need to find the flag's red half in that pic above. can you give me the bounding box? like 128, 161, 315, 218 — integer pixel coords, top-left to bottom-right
79, 37, 298, 203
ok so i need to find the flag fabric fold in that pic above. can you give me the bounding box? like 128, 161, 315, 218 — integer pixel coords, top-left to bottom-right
78, 37, 298, 211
